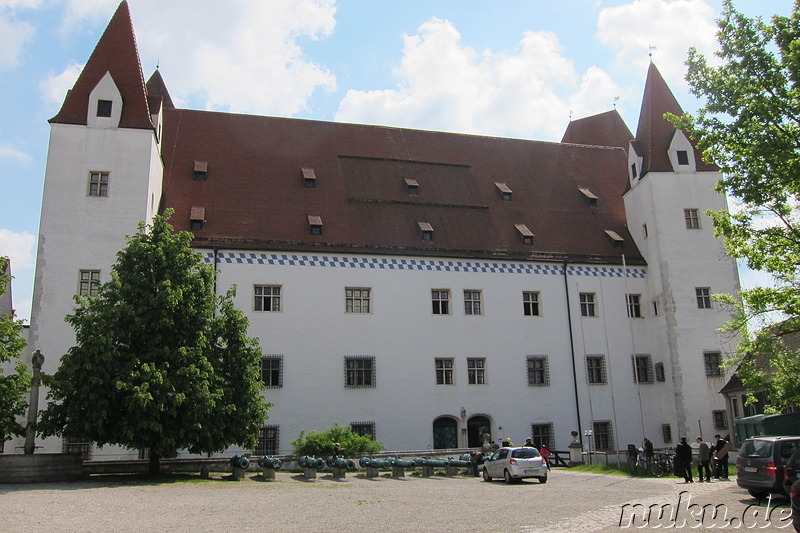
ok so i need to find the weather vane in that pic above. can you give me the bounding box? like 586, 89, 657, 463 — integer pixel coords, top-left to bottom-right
648, 45, 657, 60
569, 109, 573, 122
613, 96, 620, 108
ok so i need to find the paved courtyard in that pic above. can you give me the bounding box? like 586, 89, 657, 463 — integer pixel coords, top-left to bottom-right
0, 470, 793, 532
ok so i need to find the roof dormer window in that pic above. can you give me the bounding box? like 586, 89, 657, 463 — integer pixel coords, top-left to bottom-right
418, 221, 434, 242
308, 215, 323, 235
579, 188, 598, 206
96, 99, 113, 117
404, 178, 419, 195
676, 150, 689, 165
495, 182, 513, 201
193, 161, 208, 181
302, 168, 317, 188
630, 163, 638, 180
605, 229, 624, 249
515, 224, 534, 245
190, 206, 206, 231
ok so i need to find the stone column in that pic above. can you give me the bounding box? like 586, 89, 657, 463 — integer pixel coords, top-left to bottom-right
23, 349, 44, 455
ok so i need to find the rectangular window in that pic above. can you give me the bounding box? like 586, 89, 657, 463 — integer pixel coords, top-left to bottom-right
696, 287, 712, 309
432, 289, 450, 315
654, 362, 665, 382
713, 410, 728, 430
704, 351, 722, 377
345, 287, 371, 314
254, 285, 281, 312
592, 421, 614, 451
642, 224, 648, 239
530, 423, 554, 449
662, 424, 672, 443
345, 356, 375, 388
684, 208, 700, 229
523, 291, 540, 316
464, 290, 482, 315
62, 436, 91, 460
435, 358, 454, 385
254, 425, 279, 455
652, 299, 659, 316
88, 171, 109, 197
526, 355, 549, 386
632, 354, 654, 384
260, 355, 283, 388
78, 270, 100, 296
579, 292, 596, 317
732, 398, 740, 418
586, 355, 606, 385
96, 99, 112, 117
626, 294, 642, 318
467, 357, 486, 384
350, 422, 376, 439
677, 150, 689, 165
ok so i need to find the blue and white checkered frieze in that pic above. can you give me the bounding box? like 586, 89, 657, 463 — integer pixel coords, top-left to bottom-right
202, 251, 646, 278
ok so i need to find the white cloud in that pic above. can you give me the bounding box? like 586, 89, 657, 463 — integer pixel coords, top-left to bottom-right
0, 229, 35, 270
39, 62, 84, 106
596, 0, 718, 88
0, 1, 39, 68
0, 144, 31, 162
335, 17, 623, 141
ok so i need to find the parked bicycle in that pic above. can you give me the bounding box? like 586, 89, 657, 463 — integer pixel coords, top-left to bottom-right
627, 445, 647, 475
651, 451, 675, 477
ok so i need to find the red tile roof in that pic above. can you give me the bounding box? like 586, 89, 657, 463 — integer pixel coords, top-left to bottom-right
561, 109, 633, 151
50, 1, 153, 130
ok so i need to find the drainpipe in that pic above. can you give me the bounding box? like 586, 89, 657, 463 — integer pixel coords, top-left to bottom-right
563, 260, 583, 444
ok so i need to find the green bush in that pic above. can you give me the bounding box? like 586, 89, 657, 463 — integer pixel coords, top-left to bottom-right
291, 422, 384, 457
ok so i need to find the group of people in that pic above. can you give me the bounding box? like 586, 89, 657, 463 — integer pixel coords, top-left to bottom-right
673, 434, 732, 483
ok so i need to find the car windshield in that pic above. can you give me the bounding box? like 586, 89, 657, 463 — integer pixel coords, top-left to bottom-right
511, 448, 541, 459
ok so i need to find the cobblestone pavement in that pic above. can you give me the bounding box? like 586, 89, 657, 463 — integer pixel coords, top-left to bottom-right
0, 470, 793, 532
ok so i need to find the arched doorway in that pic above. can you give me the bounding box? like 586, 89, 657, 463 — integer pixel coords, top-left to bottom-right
432, 417, 458, 449
467, 415, 491, 448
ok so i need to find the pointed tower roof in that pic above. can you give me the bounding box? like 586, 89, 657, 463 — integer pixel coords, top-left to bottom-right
146, 70, 175, 109
561, 109, 633, 151
50, 1, 153, 129
635, 62, 716, 175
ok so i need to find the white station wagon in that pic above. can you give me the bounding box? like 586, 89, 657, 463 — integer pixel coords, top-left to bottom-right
482, 446, 548, 484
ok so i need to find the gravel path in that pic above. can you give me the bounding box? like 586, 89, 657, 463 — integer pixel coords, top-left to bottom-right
1, 471, 791, 532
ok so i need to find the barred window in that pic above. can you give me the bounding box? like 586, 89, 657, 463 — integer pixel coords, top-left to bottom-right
662, 424, 672, 443
704, 352, 722, 378
526, 355, 549, 386
260, 355, 283, 388
350, 422, 376, 439
593, 421, 614, 451
467, 357, 486, 384
713, 410, 728, 430
432, 289, 450, 315
79, 270, 101, 297
632, 354, 654, 384
464, 290, 482, 315
435, 358, 454, 385
586, 355, 606, 385
63, 437, 92, 460
254, 285, 281, 312
654, 362, 665, 382
345, 356, 375, 388
530, 423, 554, 449
346, 288, 371, 314
523, 291, 540, 316
254, 425, 279, 455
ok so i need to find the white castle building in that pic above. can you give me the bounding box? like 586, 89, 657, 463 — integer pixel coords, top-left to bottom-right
12, 1, 739, 458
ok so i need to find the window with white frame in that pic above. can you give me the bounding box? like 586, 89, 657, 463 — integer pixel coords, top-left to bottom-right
88, 171, 109, 197
345, 288, 371, 314
704, 351, 722, 378
464, 290, 482, 315
696, 287, 712, 309
586, 355, 606, 384
254, 285, 281, 312
467, 357, 486, 384
78, 270, 100, 296
526, 355, 549, 386
579, 292, 596, 317
523, 291, 540, 316
344, 356, 375, 388
435, 358, 454, 385
626, 294, 642, 318
432, 289, 450, 315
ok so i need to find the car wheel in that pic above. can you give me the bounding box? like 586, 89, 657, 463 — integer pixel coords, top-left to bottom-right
504, 470, 514, 484
538, 476, 547, 484
747, 489, 766, 499
483, 468, 492, 482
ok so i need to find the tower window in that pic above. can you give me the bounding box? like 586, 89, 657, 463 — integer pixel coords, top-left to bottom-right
676, 150, 689, 165
96, 99, 113, 117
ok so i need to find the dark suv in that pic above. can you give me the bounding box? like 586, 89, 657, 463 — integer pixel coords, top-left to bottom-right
737, 436, 800, 498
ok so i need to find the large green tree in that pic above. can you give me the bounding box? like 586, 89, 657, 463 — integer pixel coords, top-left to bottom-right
0, 257, 31, 446
669, 0, 800, 411
39, 211, 270, 473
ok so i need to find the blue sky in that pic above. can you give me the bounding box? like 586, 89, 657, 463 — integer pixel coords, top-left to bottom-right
0, 0, 793, 322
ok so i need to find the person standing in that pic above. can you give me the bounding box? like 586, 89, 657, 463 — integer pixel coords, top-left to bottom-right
540, 444, 552, 470
643, 438, 654, 471
714, 435, 732, 480
696, 436, 711, 482
675, 436, 694, 483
